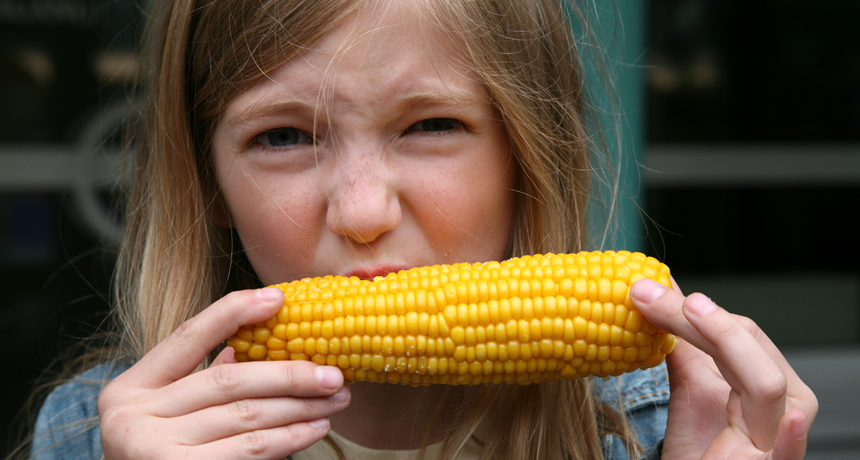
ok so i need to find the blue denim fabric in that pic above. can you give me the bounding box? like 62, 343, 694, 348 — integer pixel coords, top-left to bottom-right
31, 362, 669, 460
30, 361, 129, 460
592, 363, 671, 459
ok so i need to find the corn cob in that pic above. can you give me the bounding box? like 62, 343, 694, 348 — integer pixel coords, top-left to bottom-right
228, 250, 676, 385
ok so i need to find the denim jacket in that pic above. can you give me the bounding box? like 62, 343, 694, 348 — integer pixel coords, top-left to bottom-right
31, 362, 669, 460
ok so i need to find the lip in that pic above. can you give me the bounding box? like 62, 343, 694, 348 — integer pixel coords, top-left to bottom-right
344, 265, 411, 281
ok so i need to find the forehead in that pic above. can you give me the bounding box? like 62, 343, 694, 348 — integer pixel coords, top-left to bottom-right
224, 0, 482, 119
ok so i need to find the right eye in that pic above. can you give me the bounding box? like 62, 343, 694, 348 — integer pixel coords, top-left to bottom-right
254, 127, 312, 148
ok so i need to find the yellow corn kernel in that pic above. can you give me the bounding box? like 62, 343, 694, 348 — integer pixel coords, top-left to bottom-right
227, 251, 676, 385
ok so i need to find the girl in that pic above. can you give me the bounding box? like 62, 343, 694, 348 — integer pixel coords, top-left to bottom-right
25, 0, 817, 459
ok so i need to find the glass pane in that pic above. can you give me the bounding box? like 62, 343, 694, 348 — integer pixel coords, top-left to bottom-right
647, 0, 860, 142
0, 1, 138, 450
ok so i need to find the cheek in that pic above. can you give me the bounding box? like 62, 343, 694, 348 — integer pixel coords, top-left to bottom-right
217, 166, 324, 278
221, 162, 316, 220
416, 153, 516, 260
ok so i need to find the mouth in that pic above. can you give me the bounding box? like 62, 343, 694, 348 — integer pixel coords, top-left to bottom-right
344, 265, 410, 281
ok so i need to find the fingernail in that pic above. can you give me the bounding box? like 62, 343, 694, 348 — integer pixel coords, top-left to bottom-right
329, 386, 350, 404
791, 412, 808, 440
631, 279, 666, 304
220, 347, 237, 364
314, 366, 341, 390
255, 288, 282, 302
686, 293, 717, 316
308, 418, 330, 431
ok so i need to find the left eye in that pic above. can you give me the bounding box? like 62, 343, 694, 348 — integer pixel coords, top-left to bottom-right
255, 127, 312, 147
406, 118, 464, 133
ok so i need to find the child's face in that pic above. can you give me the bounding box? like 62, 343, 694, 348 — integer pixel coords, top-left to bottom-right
212, 1, 516, 285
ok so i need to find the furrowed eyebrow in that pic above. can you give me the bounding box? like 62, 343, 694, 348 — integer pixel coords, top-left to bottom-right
396, 90, 487, 111
227, 100, 317, 127
226, 86, 489, 129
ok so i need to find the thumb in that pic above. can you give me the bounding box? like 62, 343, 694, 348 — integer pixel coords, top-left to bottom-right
210, 346, 238, 367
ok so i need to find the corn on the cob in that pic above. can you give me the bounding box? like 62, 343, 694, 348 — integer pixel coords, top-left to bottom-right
228, 250, 676, 385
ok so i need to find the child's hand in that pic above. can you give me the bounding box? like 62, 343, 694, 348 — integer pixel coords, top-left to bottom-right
97, 288, 351, 459
630, 278, 818, 460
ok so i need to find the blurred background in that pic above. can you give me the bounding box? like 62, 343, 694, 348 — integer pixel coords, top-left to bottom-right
1, 0, 858, 458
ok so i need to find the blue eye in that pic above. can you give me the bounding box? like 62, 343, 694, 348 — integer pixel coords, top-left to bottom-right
256, 127, 312, 148
407, 118, 464, 133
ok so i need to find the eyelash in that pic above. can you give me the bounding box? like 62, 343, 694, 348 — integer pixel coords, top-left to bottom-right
248, 117, 466, 153
250, 127, 314, 153
405, 118, 466, 136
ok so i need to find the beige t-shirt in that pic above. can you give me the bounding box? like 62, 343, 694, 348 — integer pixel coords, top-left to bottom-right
292, 430, 483, 460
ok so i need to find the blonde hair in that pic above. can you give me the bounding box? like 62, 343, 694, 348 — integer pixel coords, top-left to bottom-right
18, 0, 638, 459
415, 2, 636, 459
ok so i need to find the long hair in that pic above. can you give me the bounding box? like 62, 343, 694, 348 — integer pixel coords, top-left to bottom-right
114, 0, 363, 363
411, 1, 636, 458
16, 1, 637, 459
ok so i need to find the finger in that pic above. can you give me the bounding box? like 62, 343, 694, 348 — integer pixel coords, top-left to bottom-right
682, 293, 786, 451
771, 409, 808, 460
128, 288, 284, 388
663, 335, 724, 391
633, 281, 782, 398
670, 276, 684, 295
211, 347, 238, 367
194, 418, 331, 460
181, 386, 350, 445
631, 279, 708, 345
698, 426, 763, 460
632, 281, 788, 450
643, 280, 803, 402
734, 316, 819, 428
637, 280, 816, 431
153, 361, 344, 417
640, 281, 724, 386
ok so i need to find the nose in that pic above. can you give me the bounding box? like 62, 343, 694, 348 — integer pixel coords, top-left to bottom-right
325, 150, 402, 245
